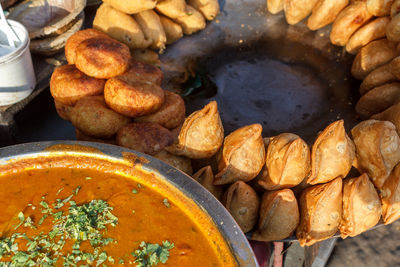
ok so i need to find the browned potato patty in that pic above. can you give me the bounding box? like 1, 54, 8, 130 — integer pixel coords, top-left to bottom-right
75, 37, 131, 79
104, 76, 165, 117
70, 96, 131, 138
75, 128, 116, 145
135, 90, 185, 129
50, 65, 105, 106
54, 100, 73, 121
124, 59, 163, 86
116, 122, 174, 155
65, 29, 109, 64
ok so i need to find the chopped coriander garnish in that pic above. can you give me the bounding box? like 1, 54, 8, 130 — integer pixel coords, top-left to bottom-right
137, 184, 142, 189
133, 241, 174, 267
132, 189, 138, 194
162, 199, 170, 208
85, 177, 92, 180
56, 187, 64, 195
73, 186, 81, 195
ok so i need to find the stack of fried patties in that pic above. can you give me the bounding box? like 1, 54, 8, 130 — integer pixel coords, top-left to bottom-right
92, 0, 219, 52
50, 29, 186, 157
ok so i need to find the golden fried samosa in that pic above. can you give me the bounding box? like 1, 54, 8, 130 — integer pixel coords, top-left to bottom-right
307, 120, 355, 185
340, 173, 381, 238
156, 0, 188, 19
390, 56, 400, 80
372, 103, 400, 135
131, 49, 161, 66
386, 14, 400, 42
135, 91, 185, 129
391, 0, 400, 17
173, 5, 206, 35
134, 10, 167, 51
346, 17, 390, 55
356, 83, 400, 118
351, 39, 397, 80
360, 63, 397, 95
380, 163, 400, 224
296, 178, 343, 247
215, 124, 265, 185
258, 133, 310, 190
187, 0, 219, 20
330, 1, 373, 46
93, 4, 152, 49
192, 166, 223, 200
283, 0, 319, 25
252, 189, 299, 242
351, 120, 400, 188
153, 150, 193, 175
159, 15, 184, 44
102, 0, 156, 14
223, 181, 260, 233
367, 0, 393, 16
266, 0, 284, 14
307, 0, 349, 31
166, 101, 224, 159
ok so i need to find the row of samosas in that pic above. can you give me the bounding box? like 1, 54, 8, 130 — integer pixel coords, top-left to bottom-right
267, 0, 396, 52
104, 95, 400, 246
93, 0, 219, 53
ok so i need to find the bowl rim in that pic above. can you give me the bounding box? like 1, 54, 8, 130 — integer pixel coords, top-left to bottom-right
7, 0, 87, 39
0, 140, 259, 267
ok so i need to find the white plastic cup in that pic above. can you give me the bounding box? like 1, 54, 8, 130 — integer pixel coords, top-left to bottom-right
0, 19, 36, 106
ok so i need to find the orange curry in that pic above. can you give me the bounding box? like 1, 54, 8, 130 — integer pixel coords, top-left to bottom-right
0, 149, 237, 266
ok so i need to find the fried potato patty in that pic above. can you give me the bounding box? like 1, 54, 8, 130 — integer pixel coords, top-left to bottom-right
50, 64, 105, 105
75, 128, 116, 145
54, 100, 73, 121
104, 75, 165, 117
135, 90, 185, 129
70, 96, 131, 138
75, 37, 131, 79
65, 29, 109, 64
125, 59, 163, 86
116, 122, 174, 155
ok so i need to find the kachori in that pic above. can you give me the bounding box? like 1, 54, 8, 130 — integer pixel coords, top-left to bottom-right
50, 64, 105, 105
104, 75, 165, 117
135, 91, 185, 129
65, 28, 109, 64
116, 122, 174, 155
75, 37, 131, 79
70, 96, 131, 139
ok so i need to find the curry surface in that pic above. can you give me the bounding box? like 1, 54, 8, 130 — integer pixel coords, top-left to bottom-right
0, 167, 226, 266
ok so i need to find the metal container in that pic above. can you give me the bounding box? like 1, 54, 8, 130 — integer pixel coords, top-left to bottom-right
0, 141, 258, 267
0, 19, 36, 106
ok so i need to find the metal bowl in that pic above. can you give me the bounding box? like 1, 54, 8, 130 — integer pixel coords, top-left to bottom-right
0, 140, 258, 267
